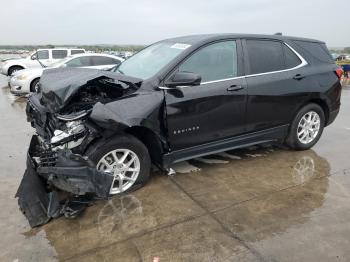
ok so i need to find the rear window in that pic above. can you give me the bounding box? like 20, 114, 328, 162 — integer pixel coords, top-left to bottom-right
246, 40, 285, 74
293, 41, 333, 63
52, 50, 68, 59
91, 56, 120, 66
65, 56, 91, 67
71, 49, 85, 55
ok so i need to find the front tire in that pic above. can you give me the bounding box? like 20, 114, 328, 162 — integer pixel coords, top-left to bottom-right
286, 103, 325, 150
86, 134, 151, 195
30, 78, 40, 93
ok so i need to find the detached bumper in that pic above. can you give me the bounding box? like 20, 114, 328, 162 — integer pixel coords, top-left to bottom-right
16, 135, 113, 227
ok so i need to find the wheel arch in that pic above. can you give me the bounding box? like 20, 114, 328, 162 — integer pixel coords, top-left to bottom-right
287, 97, 330, 143
84, 125, 167, 168
8, 65, 25, 75
292, 98, 330, 126
306, 98, 330, 125
124, 126, 167, 167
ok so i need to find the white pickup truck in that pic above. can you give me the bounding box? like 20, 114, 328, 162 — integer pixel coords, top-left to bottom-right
1, 48, 85, 76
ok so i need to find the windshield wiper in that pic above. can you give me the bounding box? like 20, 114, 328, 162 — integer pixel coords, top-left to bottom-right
116, 68, 124, 75
112, 63, 124, 74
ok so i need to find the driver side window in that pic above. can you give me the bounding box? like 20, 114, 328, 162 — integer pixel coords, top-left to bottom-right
179, 41, 238, 83
31, 50, 49, 60
37, 50, 49, 60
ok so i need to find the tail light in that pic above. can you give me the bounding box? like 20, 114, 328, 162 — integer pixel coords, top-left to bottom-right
335, 67, 343, 79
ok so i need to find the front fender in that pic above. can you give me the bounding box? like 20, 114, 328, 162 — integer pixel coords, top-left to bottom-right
89, 91, 165, 136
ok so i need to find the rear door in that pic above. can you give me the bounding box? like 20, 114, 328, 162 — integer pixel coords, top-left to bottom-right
243, 39, 309, 132
165, 40, 248, 150
36, 50, 51, 67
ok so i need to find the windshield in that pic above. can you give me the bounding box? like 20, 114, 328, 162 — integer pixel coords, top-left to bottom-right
114, 42, 190, 79
27, 51, 37, 59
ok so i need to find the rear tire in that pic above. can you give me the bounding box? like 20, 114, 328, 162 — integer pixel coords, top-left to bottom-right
8, 66, 24, 76
285, 103, 325, 150
86, 134, 151, 195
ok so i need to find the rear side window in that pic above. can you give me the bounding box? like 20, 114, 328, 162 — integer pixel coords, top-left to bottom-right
52, 50, 68, 59
65, 56, 91, 67
246, 40, 285, 74
91, 56, 120, 66
284, 45, 301, 68
71, 49, 85, 55
293, 41, 333, 63
37, 50, 49, 59
179, 41, 238, 82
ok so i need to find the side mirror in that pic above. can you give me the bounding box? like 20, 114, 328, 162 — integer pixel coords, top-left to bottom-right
60, 63, 67, 68
165, 71, 201, 88
31, 55, 37, 60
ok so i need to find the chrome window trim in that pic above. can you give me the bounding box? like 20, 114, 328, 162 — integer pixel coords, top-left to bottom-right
159, 41, 308, 89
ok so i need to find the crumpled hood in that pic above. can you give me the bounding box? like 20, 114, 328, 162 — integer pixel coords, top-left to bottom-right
39, 68, 143, 112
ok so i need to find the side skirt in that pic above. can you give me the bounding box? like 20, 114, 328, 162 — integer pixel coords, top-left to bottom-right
162, 125, 289, 168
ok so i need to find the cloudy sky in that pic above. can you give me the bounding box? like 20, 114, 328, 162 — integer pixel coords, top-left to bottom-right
0, 0, 348, 47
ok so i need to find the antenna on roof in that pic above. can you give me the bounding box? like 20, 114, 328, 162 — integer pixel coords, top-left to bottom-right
274, 32, 283, 35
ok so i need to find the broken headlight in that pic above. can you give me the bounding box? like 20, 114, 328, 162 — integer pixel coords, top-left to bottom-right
51, 120, 86, 149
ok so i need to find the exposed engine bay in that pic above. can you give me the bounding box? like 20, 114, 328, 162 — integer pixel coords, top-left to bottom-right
27, 68, 143, 150
59, 78, 134, 115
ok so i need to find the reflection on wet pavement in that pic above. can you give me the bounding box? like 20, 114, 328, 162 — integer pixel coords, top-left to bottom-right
0, 76, 350, 262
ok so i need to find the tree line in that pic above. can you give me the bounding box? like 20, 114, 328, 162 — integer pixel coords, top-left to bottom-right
0, 44, 145, 52
329, 47, 350, 54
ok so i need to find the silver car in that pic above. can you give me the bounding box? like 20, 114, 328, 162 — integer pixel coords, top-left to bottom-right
9, 53, 124, 94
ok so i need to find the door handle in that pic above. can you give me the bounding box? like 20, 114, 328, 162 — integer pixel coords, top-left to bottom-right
293, 74, 305, 80
227, 85, 244, 92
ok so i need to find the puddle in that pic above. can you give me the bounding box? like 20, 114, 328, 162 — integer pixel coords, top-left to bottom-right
97, 195, 143, 236
292, 156, 316, 184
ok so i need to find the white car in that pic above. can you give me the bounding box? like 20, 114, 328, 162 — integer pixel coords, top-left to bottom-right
1, 48, 85, 76
9, 53, 124, 94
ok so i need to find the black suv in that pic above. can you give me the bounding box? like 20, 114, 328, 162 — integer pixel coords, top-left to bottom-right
18, 34, 342, 226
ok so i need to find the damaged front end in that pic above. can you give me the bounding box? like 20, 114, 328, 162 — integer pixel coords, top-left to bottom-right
16, 68, 147, 227
16, 135, 114, 227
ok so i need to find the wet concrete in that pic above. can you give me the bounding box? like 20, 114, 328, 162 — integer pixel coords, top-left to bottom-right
0, 74, 349, 262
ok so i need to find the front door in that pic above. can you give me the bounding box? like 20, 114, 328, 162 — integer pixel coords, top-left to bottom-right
37, 50, 52, 67
164, 40, 247, 151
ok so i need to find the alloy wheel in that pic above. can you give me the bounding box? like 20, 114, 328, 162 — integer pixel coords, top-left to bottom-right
97, 149, 141, 194
34, 82, 40, 93
297, 111, 321, 144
